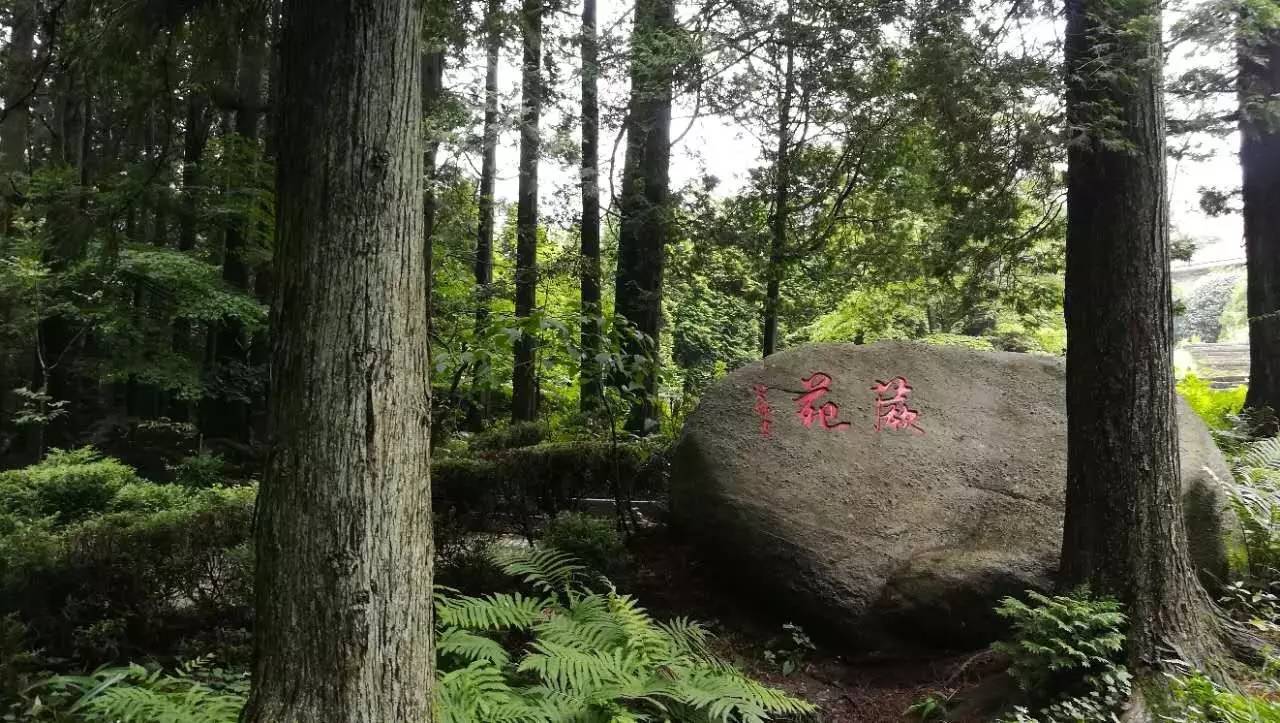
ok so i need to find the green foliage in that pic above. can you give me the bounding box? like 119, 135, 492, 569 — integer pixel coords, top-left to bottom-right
1178, 375, 1248, 432
0, 451, 254, 664
433, 440, 667, 527
905, 692, 953, 722
1159, 669, 1280, 722
0, 449, 144, 525
762, 623, 816, 677
1218, 279, 1251, 344
541, 511, 626, 579
434, 547, 816, 722
993, 590, 1131, 723
16, 658, 248, 723
470, 421, 551, 452
1222, 437, 1280, 580
921, 333, 995, 351
169, 454, 232, 489
18, 550, 815, 723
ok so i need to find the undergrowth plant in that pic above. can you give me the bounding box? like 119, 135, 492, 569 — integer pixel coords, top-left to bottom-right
993, 590, 1131, 723
17, 549, 816, 723
1222, 437, 1280, 581
434, 547, 817, 722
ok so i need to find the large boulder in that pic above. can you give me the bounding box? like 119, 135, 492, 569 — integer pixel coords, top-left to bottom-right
670, 341, 1232, 648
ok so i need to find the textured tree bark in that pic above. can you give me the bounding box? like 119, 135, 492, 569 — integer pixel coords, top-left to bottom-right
579, 0, 602, 411
240, 0, 433, 719
512, 0, 542, 423
1240, 23, 1280, 431
614, 0, 675, 432
1060, 0, 1223, 670
762, 7, 794, 359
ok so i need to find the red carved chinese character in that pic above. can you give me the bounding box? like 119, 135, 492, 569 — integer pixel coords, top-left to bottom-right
871, 376, 924, 434
794, 372, 850, 430
752, 384, 773, 438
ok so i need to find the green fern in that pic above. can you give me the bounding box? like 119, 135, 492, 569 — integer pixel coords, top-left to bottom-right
25, 549, 815, 723
434, 546, 817, 722
30, 658, 247, 723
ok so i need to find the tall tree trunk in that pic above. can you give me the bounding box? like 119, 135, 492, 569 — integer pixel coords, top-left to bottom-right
472, 0, 501, 428
0, 0, 36, 441
423, 49, 445, 335
1240, 19, 1280, 431
205, 13, 266, 441
614, 0, 675, 432
0, 0, 34, 233
170, 92, 211, 421
512, 0, 542, 423
241, 0, 433, 719
579, 0, 602, 411
762, 10, 794, 359
1060, 0, 1223, 671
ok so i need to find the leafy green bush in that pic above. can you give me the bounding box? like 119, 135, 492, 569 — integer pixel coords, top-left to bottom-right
0, 448, 144, 525
993, 590, 1130, 723
170, 453, 233, 488
0, 474, 255, 664
433, 440, 667, 529
922, 333, 995, 351
469, 420, 550, 452
1178, 374, 1247, 432
541, 511, 625, 578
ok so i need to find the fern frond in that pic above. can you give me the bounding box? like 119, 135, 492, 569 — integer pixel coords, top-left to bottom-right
436, 626, 511, 666
435, 591, 549, 631
497, 547, 589, 595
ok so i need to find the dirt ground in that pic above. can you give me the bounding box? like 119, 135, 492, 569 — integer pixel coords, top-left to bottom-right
627, 531, 996, 722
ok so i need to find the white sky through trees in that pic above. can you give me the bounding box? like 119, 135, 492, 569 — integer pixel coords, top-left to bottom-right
443, 0, 1242, 266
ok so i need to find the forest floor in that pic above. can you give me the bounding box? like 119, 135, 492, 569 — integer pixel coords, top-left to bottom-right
628, 532, 993, 722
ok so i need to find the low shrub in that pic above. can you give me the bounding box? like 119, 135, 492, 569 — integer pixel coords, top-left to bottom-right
993, 590, 1130, 722
468, 420, 550, 452
0, 448, 144, 525
541, 511, 625, 578
171, 453, 235, 488
433, 440, 668, 530
1178, 374, 1247, 432
0, 455, 255, 665
21, 550, 816, 723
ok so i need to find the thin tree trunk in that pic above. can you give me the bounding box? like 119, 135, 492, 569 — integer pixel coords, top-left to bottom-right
0, 0, 36, 438
423, 49, 445, 335
170, 92, 210, 421
512, 0, 543, 423
242, 0, 432, 718
1240, 22, 1280, 431
763, 8, 794, 359
206, 13, 266, 441
0, 0, 34, 233
580, 0, 603, 411
471, 0, 501, 428
614, 0, 675, 432
1060, 0, 1223, 671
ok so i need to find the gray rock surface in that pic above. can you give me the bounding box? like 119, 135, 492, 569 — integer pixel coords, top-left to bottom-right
670, 341, 1233, 647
